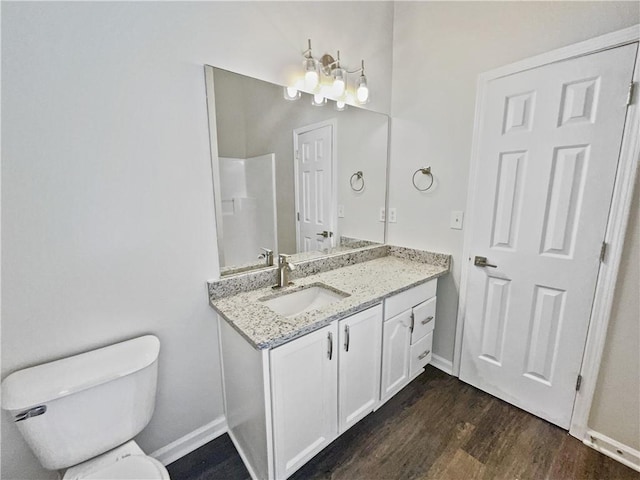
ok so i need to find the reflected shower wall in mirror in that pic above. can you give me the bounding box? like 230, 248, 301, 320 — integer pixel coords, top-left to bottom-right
205, 66, 389, 276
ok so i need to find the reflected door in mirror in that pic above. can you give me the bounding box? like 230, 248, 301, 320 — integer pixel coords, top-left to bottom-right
295, 123, 335, 253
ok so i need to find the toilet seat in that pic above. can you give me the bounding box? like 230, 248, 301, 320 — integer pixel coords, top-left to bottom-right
79, 455, 170, 480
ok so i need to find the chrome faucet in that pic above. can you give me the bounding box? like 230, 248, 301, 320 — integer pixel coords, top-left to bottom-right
259, 248, 274, 267
276, 254, 296, 288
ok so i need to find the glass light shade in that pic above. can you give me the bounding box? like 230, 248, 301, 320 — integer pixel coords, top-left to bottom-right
312, 93, 326, 106
332, 67, 346, 97
356, 74, 369, 104
335, 100, 346, 111
283, 86, 301, 101
303, 57, 319, 91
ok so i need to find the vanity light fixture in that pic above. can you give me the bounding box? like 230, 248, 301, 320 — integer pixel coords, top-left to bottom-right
288, 39, 371, 107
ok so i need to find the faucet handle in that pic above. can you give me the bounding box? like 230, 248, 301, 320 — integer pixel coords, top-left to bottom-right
278, 253, 296, 270
259, 248, 274, 266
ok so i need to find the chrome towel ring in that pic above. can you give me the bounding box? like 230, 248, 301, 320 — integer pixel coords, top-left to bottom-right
350, 171, 364, 192
412, 167, 434, 192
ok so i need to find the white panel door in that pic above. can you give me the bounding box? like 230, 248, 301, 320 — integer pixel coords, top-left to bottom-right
295, 124, 334, 252
460, 44, 637, 428
270, 323, 338, 480
380, 310, 412, 403
338, 304, 383, 434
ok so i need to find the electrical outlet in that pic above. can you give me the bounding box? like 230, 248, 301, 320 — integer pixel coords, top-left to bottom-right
388, 208, 397, 223
379, 207, 386, 222
337, 205, 345, 218
451, 211, 464, 230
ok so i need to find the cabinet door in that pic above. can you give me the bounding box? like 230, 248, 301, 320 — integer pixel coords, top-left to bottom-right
338, 304, 383, 434
270, 324, 338, 480
380, 309, 412, 403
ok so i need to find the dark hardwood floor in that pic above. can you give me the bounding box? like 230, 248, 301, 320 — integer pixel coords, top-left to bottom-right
167, 366, 638, 480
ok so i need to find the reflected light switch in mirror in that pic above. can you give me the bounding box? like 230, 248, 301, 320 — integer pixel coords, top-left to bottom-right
338, 205, 345, 218
450, 211, 464, 230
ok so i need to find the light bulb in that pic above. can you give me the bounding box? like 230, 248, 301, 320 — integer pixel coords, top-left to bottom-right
356, 74, 369, 103
332, 67, 346, 97
305, 71, 319, 91
283, 86, 300, 101
312, 93, 326, 106
303, 57, 319, 91
335, 100, 346, 111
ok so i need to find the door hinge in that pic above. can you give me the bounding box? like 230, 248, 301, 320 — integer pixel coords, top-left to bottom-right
576, 374, 583, 392
296, 212, 300, 221
600, 241, 608, 263
627, 82, 635, 106
295, 149, 300, 160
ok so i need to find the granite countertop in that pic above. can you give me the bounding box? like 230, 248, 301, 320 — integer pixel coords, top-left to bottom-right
210, 256, 448, 350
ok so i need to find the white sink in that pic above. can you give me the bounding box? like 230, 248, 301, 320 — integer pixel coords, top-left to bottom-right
260, 284, 349, 318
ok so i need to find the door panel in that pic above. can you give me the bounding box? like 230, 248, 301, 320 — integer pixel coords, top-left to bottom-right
271, 324, 338, 479
296, 124, 333, 252
460, 43, 638, 428
338, 305, 382, 434
380, 310, 412, 403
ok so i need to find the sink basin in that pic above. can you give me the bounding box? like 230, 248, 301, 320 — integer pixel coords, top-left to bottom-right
260, 284, 350, 318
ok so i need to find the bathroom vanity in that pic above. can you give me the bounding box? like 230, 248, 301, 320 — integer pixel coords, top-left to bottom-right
209, 246, 449, 480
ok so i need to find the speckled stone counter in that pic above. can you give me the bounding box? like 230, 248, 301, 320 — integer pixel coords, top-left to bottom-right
210, 255, 449, 350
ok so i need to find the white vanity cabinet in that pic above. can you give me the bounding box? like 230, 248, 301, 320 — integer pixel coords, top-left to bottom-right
219, 303, 383, 480
270, 304, 383, 479
380, 279, 437, 404
271, 323, 339, 479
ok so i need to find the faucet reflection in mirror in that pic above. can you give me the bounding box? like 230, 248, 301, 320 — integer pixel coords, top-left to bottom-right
283, 39, 370, 109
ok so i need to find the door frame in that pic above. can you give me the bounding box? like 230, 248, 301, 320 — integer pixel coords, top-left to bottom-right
292, 119, 339, 252
452, 24, 640, 441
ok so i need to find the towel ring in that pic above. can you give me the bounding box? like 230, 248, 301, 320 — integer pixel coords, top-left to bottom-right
350, 171, 365, 192
412, 167, 434, 192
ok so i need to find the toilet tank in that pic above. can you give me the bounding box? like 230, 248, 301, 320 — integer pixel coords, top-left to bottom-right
1, 335, 160, 471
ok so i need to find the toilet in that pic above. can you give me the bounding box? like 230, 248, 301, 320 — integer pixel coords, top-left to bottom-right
1, 335, 170, 479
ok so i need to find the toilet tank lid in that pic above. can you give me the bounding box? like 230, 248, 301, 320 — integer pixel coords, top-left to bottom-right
1, 335, 160, 411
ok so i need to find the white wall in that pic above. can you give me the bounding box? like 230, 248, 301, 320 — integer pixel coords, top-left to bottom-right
1, 2, 394, 478
388, 1, 640, 363
589, 172, 640, 450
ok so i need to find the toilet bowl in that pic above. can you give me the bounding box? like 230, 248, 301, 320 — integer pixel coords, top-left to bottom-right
1, 335, 170, 479
63, 441, 169, 480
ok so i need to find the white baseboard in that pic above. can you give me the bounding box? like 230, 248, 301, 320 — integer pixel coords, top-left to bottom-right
584, 429, 640, 472
227, 428, 260, 480
430, 354, 454, 376
150, 415, 228, 466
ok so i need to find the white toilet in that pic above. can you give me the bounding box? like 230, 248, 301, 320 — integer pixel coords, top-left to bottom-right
1, 335, 170, 479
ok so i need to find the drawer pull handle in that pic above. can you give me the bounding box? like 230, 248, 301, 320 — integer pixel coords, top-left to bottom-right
418, 350, 431, 360
421, 316, 434, 325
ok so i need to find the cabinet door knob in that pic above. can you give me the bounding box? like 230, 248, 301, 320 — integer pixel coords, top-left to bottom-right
421, 316, 434, 325
327, 332, 333, 360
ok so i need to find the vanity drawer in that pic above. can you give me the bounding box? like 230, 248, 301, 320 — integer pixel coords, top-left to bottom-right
411, 296, 436, 344
384, 279, 437, 320
410, 331, 433, 377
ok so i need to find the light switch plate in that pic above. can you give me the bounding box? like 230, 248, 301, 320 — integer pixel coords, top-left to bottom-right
338, 205, 345, 218
388, 208, 397, 223
451, 211, 464, 230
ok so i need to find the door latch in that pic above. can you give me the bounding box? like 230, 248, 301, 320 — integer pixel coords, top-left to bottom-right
474, 256, 497, 268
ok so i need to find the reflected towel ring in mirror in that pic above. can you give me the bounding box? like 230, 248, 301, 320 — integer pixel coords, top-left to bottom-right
412, 167, 434, 192
350, 171, 365, 192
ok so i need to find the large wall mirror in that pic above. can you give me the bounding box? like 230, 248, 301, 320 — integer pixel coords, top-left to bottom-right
205, 66, 389, 276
